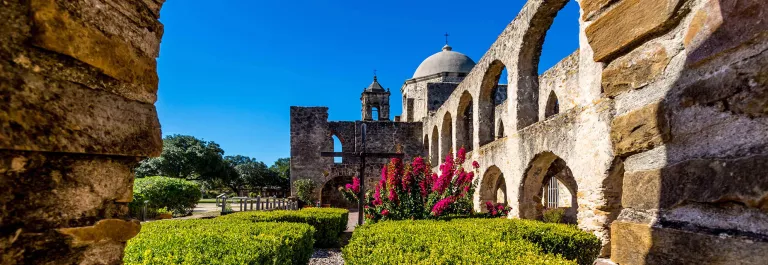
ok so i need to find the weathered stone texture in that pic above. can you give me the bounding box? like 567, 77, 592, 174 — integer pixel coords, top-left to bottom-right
586, 0, 685, 62
1, 0, 164, 263
0, 67, 162, 156
29, 0, 160, 103
683, 0, 768, 66
622, 155, 768, 211
611, 221, 768, 265
580, 0, 615, 21
602, 43, 672, 97
610, 102, 670, 157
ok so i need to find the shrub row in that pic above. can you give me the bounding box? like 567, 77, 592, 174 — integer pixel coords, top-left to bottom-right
124, 219, 314, 265
129, 176, 202, 217
220, 208, 349, 247
343, 218, 601, 265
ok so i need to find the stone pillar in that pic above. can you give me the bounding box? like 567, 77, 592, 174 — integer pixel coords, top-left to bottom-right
1, 0, 165, 264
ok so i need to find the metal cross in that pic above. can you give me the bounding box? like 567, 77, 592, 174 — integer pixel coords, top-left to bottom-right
444, 32, 450, 45
320, 123, 403, 225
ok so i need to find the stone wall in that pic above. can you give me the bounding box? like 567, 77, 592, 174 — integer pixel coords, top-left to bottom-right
1, 0, 165, 264
290, 106, 424, 201
414, 0, 767, 263
585, 0, 768, 263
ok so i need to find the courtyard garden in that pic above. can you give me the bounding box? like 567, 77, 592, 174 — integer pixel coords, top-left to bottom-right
124, 148, 601, 264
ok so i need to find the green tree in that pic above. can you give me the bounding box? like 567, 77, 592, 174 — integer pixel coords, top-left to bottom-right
270, 158, 290, 189
225, 155, 276, 191
135, 135, 227, 183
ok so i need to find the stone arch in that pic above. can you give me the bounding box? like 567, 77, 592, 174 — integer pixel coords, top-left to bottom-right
456, 91, 474, 152
440, 112, 453, 162
545, 90, 559, 118
507, 0, 573, 130
430, 126, 439, 166
519, 151, 578, 223
478, 60, 505, 146
497, 119, 505, 139
423, 134, 429, 157
320, 175, 355, 209
480, 166, 508, 208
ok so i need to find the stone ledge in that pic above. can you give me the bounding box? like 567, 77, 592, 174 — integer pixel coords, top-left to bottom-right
58, 219, 141, 244
611, 221, 768, 265
586, 0, 685, 62
622, 154, 768, 211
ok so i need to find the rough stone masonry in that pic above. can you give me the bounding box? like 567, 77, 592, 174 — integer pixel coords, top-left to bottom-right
0, 0, 765, 264
1, 0, 164, 264
290, 0, 768, 264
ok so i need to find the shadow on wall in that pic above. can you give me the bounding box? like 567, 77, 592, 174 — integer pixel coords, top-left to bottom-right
607, 0, 768, 263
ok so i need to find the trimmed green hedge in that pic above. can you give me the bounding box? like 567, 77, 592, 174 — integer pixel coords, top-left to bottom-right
220, 208, 348, 247
124, 219, 314, 265
343, 218, 600, 265
129, 176, 202, 217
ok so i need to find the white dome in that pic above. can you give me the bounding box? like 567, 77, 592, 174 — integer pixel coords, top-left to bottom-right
412, 45, 476, 79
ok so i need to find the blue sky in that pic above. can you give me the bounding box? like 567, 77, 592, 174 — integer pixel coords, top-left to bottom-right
156, 0, 580, 165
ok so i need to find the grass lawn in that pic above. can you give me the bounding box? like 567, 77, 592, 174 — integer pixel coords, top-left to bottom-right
198, 198, 218, 203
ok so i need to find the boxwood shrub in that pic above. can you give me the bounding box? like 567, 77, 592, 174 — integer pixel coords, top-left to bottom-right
343, 218, 600, 265
129, 176, 202, 217
220, 207, 348, 247
124, 219, 314, 265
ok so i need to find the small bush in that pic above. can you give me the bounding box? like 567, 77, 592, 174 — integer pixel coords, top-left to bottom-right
124, 219, 314, 265
129, 176, 202, 217
543, 208, 566, 223
293, 179, 316, 204
343, 218, 601, 265
220, 208, 348, 247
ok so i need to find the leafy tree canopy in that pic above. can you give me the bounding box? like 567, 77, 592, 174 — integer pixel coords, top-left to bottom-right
135, 135, 291, 195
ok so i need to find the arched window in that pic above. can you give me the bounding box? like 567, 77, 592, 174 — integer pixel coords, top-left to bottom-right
332, 135, 342, 163
440, 112, 453, 162
497, 120, 505, 139
371, 107, 380, 121
456, 91, 474, 152
545, 90, 559, 118
479, 60, 506, 147
430, 126, 439, 166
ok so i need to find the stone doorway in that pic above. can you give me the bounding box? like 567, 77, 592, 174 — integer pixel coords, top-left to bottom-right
519, 152, 578, 223
320, 176, 356, 209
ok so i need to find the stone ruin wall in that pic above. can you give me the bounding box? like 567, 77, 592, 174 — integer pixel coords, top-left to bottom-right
290, 107, 424, 203
1, 0, 165, 264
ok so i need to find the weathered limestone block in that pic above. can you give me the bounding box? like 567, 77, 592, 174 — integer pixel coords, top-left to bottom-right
622, 155, 768, 211
684, 0, 768, 66
0, 151, 138, 231
58, 219, 141, 244
678, 43, 768, 118
602, 43, 672, 97
611, 221, 768, 265
580, 0, 615, 21
610, 102, 669, 157
0, 65, 162, 156
29, 0, 160, 103
586, 0, 685, 62
0, 151, 140, 264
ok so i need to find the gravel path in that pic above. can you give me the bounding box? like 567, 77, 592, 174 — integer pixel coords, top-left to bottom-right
309, 249, 344, 265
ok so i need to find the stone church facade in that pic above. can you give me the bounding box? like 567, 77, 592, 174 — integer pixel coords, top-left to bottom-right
0, 0, 766, 264
291, 0, 768, 263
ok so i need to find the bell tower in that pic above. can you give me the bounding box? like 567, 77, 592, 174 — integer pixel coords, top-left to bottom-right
361, 73, 390, 121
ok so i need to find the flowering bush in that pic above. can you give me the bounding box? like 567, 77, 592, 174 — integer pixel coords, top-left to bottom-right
485, 201, 512, 218
339, 147, 481, 222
